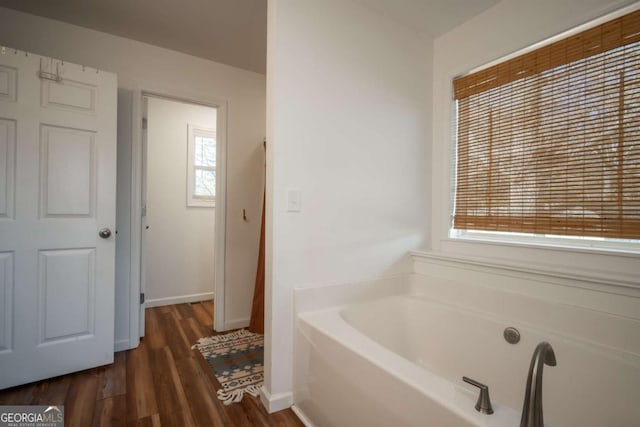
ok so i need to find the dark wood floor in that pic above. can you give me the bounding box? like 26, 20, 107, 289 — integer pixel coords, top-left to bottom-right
0, 301, 303, 427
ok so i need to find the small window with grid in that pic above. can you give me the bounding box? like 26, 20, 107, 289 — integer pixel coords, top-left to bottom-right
187, 124, 216, 207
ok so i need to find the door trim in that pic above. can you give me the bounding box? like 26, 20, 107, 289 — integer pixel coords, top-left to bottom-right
130, 90, 228, 341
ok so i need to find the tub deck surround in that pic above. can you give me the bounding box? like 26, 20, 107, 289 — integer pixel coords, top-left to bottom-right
293, 273, 640, 427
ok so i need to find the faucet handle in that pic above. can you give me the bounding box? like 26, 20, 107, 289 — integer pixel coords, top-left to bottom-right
463, 376, 494, 415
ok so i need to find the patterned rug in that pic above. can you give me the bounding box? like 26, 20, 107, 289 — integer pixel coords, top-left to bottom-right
192, 329, 264, 405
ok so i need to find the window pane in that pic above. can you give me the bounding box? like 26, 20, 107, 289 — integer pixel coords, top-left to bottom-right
195, 136, 216, 167
194, 168, 216, 198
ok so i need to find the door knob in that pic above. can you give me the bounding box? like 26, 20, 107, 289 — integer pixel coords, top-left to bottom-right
99, 228, 112, 239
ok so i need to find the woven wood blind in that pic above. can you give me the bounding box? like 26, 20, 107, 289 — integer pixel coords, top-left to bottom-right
453, 9, 640, 239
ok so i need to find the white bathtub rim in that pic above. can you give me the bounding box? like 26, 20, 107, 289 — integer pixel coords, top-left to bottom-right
297, 308, 522, 427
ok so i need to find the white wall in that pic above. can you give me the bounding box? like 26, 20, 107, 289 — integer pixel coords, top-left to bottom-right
265, 0, 432, 409
145, 97, 217, 305
0, 7, 266, 349
430, 0, 639, 281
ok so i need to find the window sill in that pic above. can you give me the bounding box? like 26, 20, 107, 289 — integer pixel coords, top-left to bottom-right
187, 200, 216, 208
449, 233, 640, 258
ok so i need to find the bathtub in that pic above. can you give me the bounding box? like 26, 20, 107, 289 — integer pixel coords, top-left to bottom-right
293, 274, 640, 427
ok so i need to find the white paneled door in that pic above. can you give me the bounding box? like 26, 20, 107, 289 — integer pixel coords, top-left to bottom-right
0, 49, 117, 389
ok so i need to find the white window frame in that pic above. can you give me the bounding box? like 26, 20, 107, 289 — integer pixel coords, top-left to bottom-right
187, 123, 216, 208
448, 10, 640, 256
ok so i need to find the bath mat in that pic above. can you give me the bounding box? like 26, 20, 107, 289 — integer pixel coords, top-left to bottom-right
192, 329, 264, 405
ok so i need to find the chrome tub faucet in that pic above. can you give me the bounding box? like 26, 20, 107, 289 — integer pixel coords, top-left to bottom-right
520, 341, 557, 427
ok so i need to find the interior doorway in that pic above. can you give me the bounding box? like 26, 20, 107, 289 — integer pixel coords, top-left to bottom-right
140, 94, 221, 323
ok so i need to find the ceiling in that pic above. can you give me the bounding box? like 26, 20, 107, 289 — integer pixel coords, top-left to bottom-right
0, 0, 501, 75
0, 0, 268, 74
360, 0, 502, 37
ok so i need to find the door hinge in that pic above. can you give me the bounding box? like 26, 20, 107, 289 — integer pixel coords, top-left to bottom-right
140, 293, 145, 304
142, 117, 147, 130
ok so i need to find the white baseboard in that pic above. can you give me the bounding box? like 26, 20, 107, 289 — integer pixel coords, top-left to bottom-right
259, 386, 293, 413
114, 339, 132, 352
222, 317, 250, 331
145, 292, 214, 308
291, 405, 315, 427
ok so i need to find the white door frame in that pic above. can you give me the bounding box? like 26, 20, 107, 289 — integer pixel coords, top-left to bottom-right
129, 89, 228, 339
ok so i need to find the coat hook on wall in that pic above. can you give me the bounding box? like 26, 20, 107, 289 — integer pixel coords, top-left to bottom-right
243, 209, 248, 222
